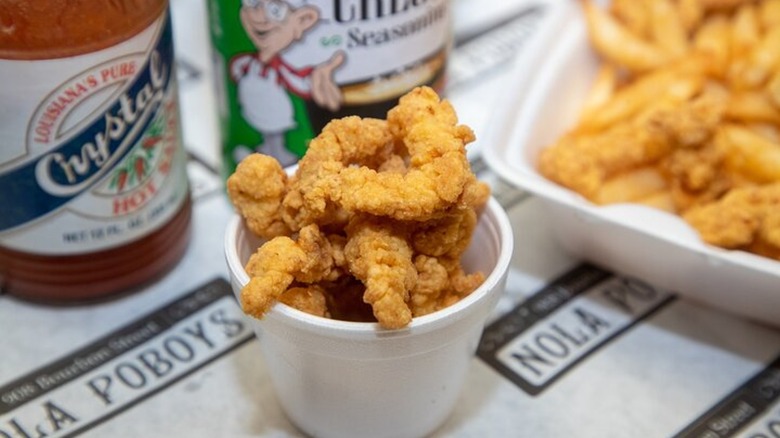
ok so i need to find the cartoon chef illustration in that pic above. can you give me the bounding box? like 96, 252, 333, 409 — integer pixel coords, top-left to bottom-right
230, 0, 344, 166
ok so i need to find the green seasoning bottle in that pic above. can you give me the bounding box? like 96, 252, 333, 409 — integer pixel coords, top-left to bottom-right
207, 0, 452, 177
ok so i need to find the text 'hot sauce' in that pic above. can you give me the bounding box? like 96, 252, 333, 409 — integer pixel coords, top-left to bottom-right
0, 0, 192, 302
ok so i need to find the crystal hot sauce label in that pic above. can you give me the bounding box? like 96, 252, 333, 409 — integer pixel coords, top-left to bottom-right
0, 12, 189, 255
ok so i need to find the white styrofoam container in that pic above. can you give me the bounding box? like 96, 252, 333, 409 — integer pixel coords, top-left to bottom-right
482, 2, 780, 327
224, 198, 513, 438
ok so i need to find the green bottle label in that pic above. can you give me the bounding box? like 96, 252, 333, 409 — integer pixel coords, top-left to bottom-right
207, 0, 451, 177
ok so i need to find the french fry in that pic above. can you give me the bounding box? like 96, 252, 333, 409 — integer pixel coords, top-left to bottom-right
730, 3, 762, 57
594, 166, 668, 205
539, 0, 780, 261
759, 0, 780, 29
580, 64, 618, 116
746, 122, 780, 142
719, 124, 780, 183
610, 0, 652, 39
692, 15, 732, 77
635, 191, 677, 213
650, 0, 690, 58
726, 90, 780, 123
701, 79, 731, 100
700, 0, 755, 11
678, 0, 705, 34
577, 64, 705, 133
769, 69, 780, 108
580, 0, 670, 73
728, 27, 780, 89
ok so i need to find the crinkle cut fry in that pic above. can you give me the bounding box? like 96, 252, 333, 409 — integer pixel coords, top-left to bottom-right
345, 215, 417, 329
336, 87, 476, 221
241, 224, 342, 319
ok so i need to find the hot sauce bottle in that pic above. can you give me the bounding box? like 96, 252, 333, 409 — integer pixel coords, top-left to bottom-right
0, 0, 192, 302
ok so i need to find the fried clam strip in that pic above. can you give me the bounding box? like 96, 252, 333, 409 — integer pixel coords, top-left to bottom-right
344, 216, 417, 329
227, 154, 291, 239
409, 207, 485, 317
278, 286, 330, 318
539, 92, 726, 203
654, 94, 732, 211
281, 116, 395, 232
683, 182, 780, 260
336, 87, 476, 221
241, 224, 344, 319
538, 123, 670, 200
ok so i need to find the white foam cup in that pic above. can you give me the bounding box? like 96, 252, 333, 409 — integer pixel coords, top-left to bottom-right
224, 197, 513, 438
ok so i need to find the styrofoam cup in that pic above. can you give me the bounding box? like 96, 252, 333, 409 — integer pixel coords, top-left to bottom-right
224, 197, 513, 438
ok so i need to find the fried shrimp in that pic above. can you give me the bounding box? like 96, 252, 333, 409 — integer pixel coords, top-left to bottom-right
241, 224, 343, 319
335, 87, 476, 221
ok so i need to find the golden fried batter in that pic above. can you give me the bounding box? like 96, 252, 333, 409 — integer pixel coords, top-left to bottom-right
344, 216, 417, 329
227, 154, 291, 239
281, 117, 394, 232
683, 182, 780, 258
241, 224, 343, 319
279, 286, 330, 318
336, 87, 476, 221
229, 87, 489, 328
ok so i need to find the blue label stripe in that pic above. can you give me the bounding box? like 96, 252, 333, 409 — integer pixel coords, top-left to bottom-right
0, 13, 175, 233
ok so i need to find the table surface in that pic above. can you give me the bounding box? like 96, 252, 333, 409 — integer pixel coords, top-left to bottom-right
2, 1, 780, 437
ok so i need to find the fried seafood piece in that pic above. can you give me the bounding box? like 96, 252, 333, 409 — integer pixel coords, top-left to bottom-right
335, 87, 476, 221
232, 86, 489, 327
459, 178, 492, 213
540, 93, 727, 202
663, 143, 734, 211
410, 254, 485, 317
241, 224, 344, 319
279, 286, 330, 318
410, 208, 478, 259
227, 154, 292, 239
281, 116, 395, 231
648, 94, 726, 149
344, 216, 417, 329
439, 262, 485, 310
410, 255, 450, 317
408, 204, 485, 317
683, 182, 780, 259
538, 123, 671, 199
